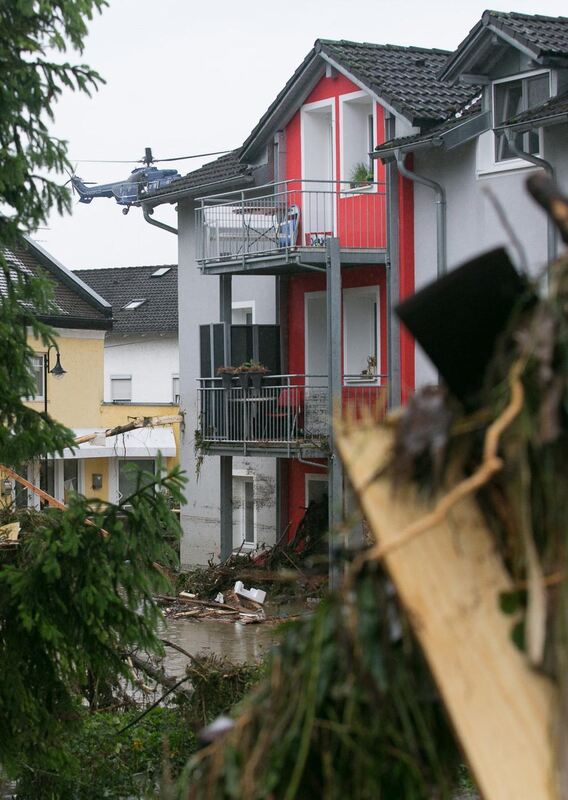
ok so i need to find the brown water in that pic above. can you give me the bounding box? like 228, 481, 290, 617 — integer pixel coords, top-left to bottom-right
162, 617, 278, 676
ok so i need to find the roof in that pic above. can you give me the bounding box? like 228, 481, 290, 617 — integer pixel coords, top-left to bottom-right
441, 10, 568, 82
145, 38, 480, 207
317, 40, 479, 124
75, 264, 178, 336
484, 10, 568, 57
373, 99, 488, 160
2, 238, 112, 330
142, 149, 253, 204
494, 89, 568, 134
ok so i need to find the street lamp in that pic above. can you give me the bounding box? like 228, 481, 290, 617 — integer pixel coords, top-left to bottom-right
42, 345, 66, 499
43, 345, 66, 416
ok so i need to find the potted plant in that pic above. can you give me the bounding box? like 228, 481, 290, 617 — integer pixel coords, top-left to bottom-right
217, 366, 237, 390
350, 161, 374, 189
235, 360, 269, 391
247, 359, 269, 392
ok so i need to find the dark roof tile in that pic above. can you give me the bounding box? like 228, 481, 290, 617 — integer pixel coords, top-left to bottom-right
318, 40, 479, 123
2, 241, 111, 328
75, 264, 178, 336
485, 10, 568, 57
146, 149, 251, 200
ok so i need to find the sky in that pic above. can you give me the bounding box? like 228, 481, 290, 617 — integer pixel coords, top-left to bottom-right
41, 0, 568, 270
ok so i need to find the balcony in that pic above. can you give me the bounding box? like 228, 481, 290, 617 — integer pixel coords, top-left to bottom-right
196, 373, 388, 457
195, 179, 387, 275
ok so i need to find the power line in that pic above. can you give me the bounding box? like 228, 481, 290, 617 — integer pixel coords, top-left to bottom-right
71, 148, 234, 165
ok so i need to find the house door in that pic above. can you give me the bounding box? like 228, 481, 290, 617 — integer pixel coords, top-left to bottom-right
232, 475, 255, 549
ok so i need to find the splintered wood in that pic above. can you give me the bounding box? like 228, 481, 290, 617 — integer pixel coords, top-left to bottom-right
336, 420, 557, 800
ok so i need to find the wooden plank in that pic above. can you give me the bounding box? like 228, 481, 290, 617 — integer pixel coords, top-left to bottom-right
336, 421, 557, 800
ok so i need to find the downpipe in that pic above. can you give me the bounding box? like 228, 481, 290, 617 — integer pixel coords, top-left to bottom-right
143, 205, 178, 236
395, 149, 447, 277
504, 132, 556, 267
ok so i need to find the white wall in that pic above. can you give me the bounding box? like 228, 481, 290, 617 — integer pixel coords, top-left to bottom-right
104, 335, 179, 403
410, 121, 567, 387
177, 200, 278, 567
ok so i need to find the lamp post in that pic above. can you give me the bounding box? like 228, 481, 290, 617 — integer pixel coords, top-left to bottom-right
42, 345, 66, 498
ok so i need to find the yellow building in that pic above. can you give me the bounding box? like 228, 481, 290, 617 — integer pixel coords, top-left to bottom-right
4, 238, 179, 508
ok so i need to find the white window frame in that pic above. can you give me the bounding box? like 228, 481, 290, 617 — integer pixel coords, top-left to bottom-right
29, 354, 45, 401
232, 471, 256, 549
477, 68, 551, 177
342, 285, 381, 386
110, 374, 132, 402
172, 374, 180, 404
339, 90, 377, 195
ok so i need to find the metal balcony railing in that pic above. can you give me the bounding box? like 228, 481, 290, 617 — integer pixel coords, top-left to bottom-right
195, 179, 387, 266
197, 374, 388, 455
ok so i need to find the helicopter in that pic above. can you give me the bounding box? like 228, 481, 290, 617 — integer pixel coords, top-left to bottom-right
68, 148, 181, 215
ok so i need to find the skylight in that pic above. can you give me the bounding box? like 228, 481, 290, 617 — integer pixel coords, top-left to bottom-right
151, 266, 171, 277
123, 298, 147, 310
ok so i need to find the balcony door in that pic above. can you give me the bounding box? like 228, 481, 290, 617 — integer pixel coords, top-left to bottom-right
301, 100, 336, 244
343, 286, 379, 384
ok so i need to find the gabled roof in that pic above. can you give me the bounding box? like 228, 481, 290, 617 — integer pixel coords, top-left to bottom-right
317, 40, 478, 125
373, 99, 489, 161
144, 37, 480, 207
75, 264, 178, 336
440, 10, 568, 83
2, 237, 112, 330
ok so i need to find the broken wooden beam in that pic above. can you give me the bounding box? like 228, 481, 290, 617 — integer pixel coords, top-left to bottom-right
336, 420, 557, 800
74, 414, 183, 445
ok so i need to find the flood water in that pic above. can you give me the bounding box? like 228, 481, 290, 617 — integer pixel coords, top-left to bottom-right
162, 616, 278, 676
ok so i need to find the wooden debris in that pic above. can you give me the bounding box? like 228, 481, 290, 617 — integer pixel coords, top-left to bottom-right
336, 418, 557, 800
74, 413, 182, 445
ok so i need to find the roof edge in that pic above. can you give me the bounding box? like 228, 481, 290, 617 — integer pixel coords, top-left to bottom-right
23, 236, 113, 317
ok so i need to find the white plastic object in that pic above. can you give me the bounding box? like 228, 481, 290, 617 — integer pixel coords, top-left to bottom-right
234, 580, 266, 605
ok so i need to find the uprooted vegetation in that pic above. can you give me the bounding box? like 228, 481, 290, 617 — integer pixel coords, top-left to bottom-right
175, 493, 329, 606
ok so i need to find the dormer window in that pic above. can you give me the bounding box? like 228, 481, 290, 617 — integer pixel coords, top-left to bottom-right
493, 72, 550, 161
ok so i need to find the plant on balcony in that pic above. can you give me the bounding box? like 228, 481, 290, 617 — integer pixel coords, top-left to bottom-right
350, 161, 374, 188
235, 360, 269, 391
217, 365, 237, 390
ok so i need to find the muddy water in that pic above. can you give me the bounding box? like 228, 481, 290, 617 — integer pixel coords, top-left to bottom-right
162, 617, 278, 676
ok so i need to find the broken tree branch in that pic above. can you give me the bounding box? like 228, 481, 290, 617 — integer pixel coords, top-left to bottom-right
74, 414, 183, 445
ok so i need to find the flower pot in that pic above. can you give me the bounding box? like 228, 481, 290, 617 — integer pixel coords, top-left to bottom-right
249, 371, 266, 392
220, 372, 234, 390
237, 372, 250, 390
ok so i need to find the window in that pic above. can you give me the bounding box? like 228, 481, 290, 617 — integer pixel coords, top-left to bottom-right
63, 459, 79, 502
232, 302, 254, 325
151, 267, 171, 277
111, 375, 132, 402
172, 374, 180, 404
28, 354, 44, 400
494, 72, 550, 161
340, 92, 375, 187
343, 286, 379, 382
232, 475, 255, 548
306, 475, 328, 508
122, 298, 147, 310
118, 459, 155, 503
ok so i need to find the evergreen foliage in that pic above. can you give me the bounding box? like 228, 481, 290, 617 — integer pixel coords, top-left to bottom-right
0, 464, 186, 776
0, 0, 106, 464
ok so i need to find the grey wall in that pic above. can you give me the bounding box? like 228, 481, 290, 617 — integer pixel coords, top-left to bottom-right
411, 122, 568, 387
177, 199, 278, 566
